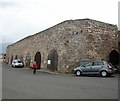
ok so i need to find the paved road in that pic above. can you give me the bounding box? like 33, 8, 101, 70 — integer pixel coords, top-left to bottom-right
2, 63, 118, 99
0, 59, 2, 100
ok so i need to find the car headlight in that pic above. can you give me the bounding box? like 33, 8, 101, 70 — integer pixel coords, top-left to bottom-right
74, 68, 77, 71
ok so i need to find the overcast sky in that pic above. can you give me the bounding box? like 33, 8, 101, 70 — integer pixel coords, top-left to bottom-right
0, 0, 119, 44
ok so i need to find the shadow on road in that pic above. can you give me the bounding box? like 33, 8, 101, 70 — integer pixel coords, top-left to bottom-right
72, 74, 117, 78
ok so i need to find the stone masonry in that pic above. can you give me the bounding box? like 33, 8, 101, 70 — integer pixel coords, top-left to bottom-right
6, 19, 119, 73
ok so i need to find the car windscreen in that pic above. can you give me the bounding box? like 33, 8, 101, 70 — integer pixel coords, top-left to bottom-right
13, 61, 17, 63
18, 61, 22, 63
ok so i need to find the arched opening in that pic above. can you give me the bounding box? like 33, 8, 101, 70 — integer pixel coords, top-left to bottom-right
109, 50, 120, 66
7, 57, 9, 64
15, 55, 17, 59
34, 52, 41, 69
20, 55, 23, 62
47, 49, 58, 72
11, 55, 13, 64
20, 55, 24, 66
25, 53, 31, 67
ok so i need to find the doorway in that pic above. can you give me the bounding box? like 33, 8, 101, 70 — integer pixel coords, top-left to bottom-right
34, 52, 41, 69
25, 53, 31, 67
20, 55, 23, 62
109, 50, 120, 66
47, 49, 58, 72
11, 55, 13, 64
15, 55, 17, 59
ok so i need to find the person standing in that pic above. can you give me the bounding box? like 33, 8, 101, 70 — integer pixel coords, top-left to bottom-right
33, 61, 37, 74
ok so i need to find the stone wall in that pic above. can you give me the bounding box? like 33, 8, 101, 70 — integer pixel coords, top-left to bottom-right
118, 31, 120, 53
118, 31, 120, 65
6, 19, 119, 73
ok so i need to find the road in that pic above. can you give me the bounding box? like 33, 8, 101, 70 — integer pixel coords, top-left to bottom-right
2, 63, 118, 99
0, 59, 2, 100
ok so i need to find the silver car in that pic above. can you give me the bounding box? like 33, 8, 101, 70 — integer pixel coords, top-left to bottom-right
73, 61, 114, 77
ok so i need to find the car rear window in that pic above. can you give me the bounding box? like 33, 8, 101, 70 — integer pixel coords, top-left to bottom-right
94, 61, 104, 66
106, 61, 113, 66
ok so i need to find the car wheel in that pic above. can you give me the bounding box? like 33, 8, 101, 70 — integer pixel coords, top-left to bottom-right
12, 65, 16, 68
101, 71, 108, 77
13, 65, 16, 68
76, 70, 82, 76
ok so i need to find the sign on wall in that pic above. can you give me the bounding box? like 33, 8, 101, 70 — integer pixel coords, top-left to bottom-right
48, 60, 51, 64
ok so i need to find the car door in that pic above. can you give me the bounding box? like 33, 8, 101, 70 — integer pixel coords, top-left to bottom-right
81, 62, 94, 74
92, 61, 104, 73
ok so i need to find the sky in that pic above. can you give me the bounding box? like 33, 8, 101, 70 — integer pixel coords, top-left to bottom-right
0, 0, 119, 44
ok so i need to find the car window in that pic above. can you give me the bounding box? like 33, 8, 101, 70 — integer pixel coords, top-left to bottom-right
94, 61, 104, 66
106, 62, 113, 66
82, 62, 93, 67
18, 61, 22, 63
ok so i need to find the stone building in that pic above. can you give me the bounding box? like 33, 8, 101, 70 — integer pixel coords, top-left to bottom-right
6, 19, 120, 73
118, 31, 120, 54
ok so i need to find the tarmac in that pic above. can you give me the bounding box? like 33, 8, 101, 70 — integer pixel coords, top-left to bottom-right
0, 59, 2, 100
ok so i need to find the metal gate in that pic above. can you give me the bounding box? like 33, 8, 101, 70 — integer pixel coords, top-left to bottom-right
47, 49, 58, 72
25, 53, 31, 67
34, 52, 41, 69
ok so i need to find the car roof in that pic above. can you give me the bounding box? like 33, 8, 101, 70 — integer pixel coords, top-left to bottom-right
82, 61, 107, 64
88, 61, 106, 62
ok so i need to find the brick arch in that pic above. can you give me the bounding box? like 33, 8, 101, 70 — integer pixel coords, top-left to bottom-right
109, 50, 120, 66
47, 49, 58, 72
